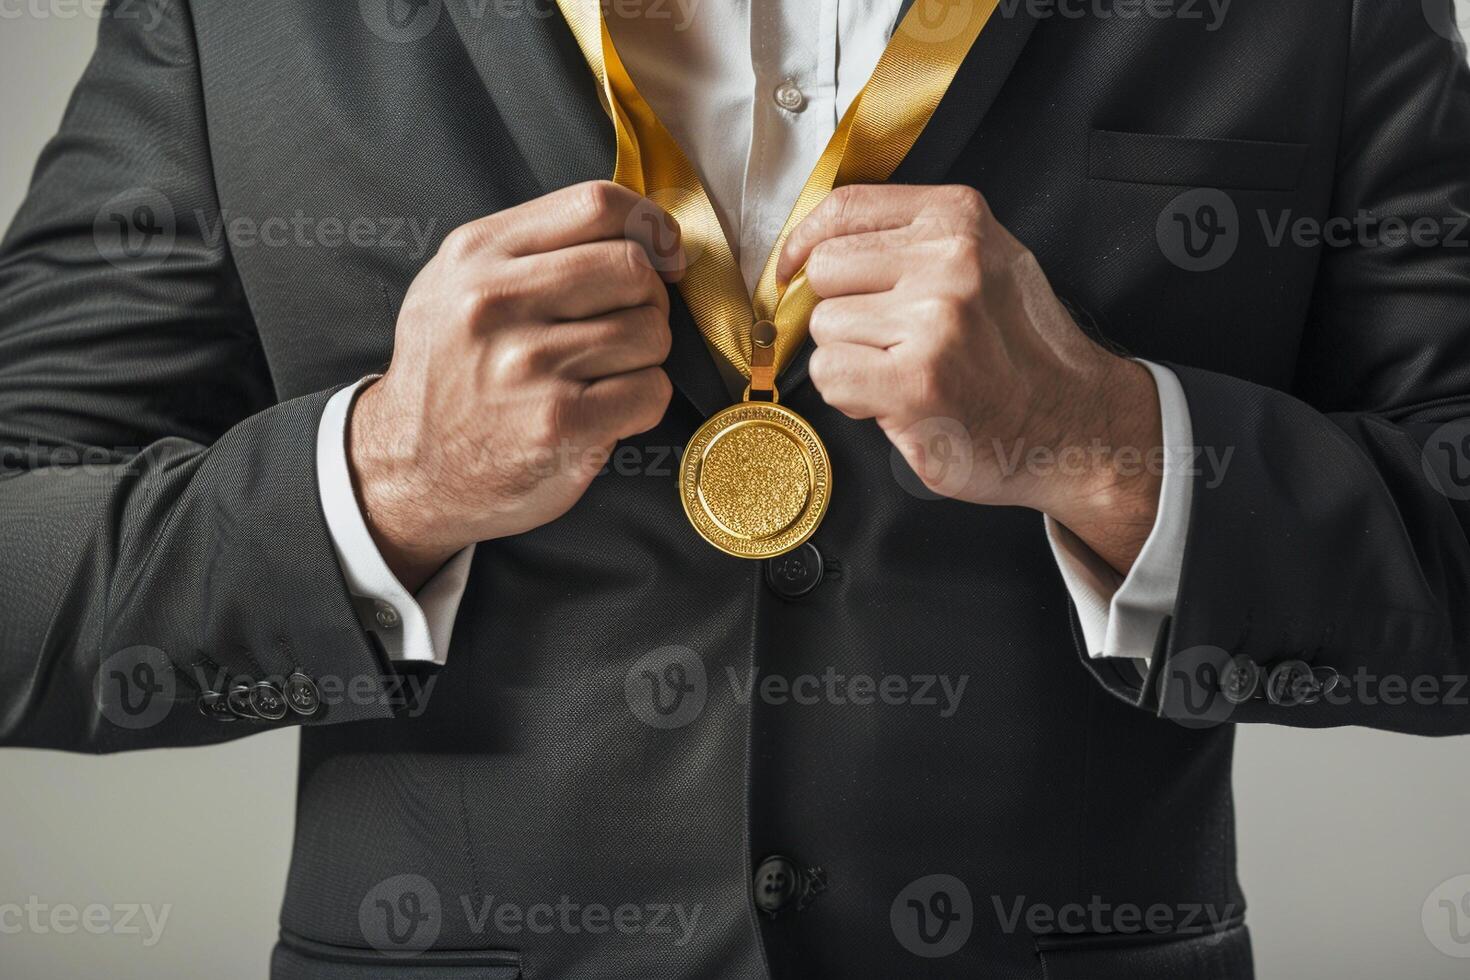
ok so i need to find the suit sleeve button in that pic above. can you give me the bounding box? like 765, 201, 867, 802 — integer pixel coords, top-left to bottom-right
197, 691, 238, 722
226, 684, 258, 719
285, 672, 322, 716
1266, 659, 1319, 706
249, 682, 288, 721
1219, 656, 1261, 704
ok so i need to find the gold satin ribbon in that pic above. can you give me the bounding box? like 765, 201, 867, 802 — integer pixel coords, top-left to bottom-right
555, 0, 1003, 391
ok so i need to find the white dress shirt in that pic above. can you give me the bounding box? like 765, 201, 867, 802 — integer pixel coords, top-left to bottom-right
316, 0, 1194, 667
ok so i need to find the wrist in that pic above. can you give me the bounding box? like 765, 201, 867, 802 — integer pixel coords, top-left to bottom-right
1039, 356, 1164, 574
347, 380, 461, 592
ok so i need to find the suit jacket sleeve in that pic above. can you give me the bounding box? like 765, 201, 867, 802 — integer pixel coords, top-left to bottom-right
0, 0, 397, 751
1080, 0, 1470, 735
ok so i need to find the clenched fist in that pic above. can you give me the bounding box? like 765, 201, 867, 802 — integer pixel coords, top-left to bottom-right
349, 181, 683, 590
778, 184, 1164, 574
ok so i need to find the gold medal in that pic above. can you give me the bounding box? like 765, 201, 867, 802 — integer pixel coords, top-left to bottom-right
680, 399, 831, 559
555, 0, 1001, 557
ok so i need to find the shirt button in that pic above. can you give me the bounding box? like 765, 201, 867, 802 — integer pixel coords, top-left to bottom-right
374, 600, 401, 630
765, 542, 824, 600
773, 79, 806, 113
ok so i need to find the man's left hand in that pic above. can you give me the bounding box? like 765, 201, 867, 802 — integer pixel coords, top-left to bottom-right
778, 184, 1164, 574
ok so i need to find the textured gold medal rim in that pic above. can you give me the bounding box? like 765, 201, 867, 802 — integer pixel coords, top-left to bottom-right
679, 402, 832, 559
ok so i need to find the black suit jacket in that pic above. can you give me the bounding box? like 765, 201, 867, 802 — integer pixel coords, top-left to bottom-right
3, 0, 1469, 977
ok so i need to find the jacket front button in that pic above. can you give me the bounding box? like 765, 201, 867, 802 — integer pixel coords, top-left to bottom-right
765, 543, 824, 600
753, 855, 800, 916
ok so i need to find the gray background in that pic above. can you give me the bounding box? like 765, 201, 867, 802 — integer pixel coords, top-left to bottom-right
3, 6, 1470, 978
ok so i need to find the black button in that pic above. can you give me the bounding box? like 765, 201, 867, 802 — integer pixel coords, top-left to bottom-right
1266, 660, 1318, 706
249, 682, 288, 721
226, 684, 258, 719
753, 855, 800, 916
285, 672, 321, 716
765, 543, 824, 599
1220, 656, 1261, 704
197, 691, 237, 722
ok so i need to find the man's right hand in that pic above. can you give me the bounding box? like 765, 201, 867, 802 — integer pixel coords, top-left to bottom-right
348, 181, 684, 591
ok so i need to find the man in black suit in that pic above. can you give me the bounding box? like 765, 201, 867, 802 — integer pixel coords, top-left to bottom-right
1, 0, 1468, 976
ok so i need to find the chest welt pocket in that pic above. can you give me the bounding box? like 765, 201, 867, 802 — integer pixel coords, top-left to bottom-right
1089, 130, 1307, 192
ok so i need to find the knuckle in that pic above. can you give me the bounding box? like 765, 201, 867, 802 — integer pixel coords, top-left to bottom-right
441, 224, 485, 263
617, 237, 652, 278
490, 339, 544, 381
538, 388, 579, 446
639, 306, 673, 360
919, 295, 964, 332
941, 184, 987, 215
807, 346, 839, 387
577, 180, 621, 222
644, 368, 674, 417
939, 234, 984, 274
456, 282, 503, 326
807, 301, 837, 344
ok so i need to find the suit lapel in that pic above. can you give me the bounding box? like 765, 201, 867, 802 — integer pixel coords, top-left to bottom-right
779, 1, 1043, 396
443, 0, 612, 195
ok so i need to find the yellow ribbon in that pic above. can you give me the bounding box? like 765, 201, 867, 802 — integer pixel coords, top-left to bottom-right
555, 0, 1003, 391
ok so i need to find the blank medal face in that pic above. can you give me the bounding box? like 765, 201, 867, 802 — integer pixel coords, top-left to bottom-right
680, 402, 832, 559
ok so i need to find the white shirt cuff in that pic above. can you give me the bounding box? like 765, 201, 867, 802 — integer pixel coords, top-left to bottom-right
1045, 360, 1194, 664
316, 377, 476, 666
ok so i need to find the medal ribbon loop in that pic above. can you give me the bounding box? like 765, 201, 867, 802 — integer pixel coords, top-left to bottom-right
554, 0, 1003, 395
